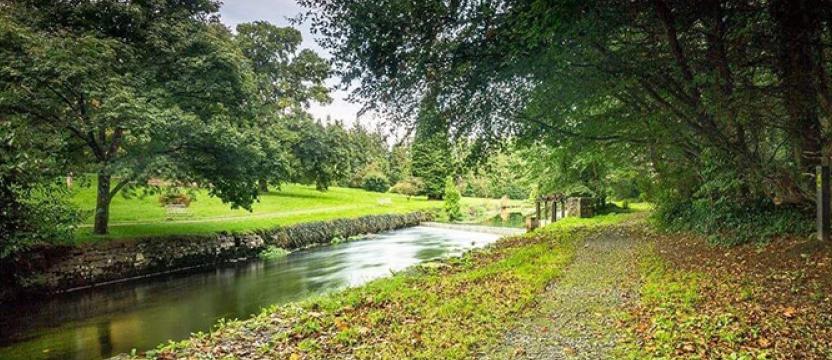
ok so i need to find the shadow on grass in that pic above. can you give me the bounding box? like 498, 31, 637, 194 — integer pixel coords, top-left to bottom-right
259, 190, 328, 200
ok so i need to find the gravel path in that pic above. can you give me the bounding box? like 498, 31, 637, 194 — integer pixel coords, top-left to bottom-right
485, 226, 641, 359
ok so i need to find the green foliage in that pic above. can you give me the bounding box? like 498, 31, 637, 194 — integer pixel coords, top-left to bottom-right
654, 150, 812, 244
259, 246, 290, 260
360, 171, 389, 193
286, 117, 349, 191
654, 195, 812, 246
411, 128, 452, 199
443, 177, 462, 222
388, 177, 424, 199
300, 0, 827, 241
1, 113, 80, 256
459, 150, 532, 200
410, 90, 453, 199
235, 21, 329, 113
0, 182, 82, 257
0, 1, 268, 235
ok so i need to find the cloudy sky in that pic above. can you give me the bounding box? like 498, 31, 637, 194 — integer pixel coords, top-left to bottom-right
219, 0, 367, 126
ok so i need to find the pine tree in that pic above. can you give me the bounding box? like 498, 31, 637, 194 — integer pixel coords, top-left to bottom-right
411, 91, 452, 199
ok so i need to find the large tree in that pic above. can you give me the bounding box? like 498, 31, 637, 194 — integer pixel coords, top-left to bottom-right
234, 21, 331, 192
299, 0, 832, 212
0, 0, 264, 234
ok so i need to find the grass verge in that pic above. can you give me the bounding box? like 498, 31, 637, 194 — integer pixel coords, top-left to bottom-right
137, 212, 636, 359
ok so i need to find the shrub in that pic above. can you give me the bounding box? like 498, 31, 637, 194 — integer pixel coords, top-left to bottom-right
654, 192, 813, 245
389, 177, 424, 199
443, 176, 462, 222
259, 246, 290, 260
653, 150, 813, 245
1, 183, 81, 256
361, 171, 390, 193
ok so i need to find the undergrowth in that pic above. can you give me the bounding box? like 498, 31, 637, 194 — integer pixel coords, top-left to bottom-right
653, 197, 812, 245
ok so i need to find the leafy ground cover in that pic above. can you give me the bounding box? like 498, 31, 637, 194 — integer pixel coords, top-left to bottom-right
70, 181, 514, 242
132, 211, 637, 359
618, 229, 832, 359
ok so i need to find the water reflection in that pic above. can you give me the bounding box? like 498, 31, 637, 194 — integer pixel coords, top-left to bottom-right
0, 226, 499, 360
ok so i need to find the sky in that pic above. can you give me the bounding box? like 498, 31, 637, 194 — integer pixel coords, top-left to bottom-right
219, 0, 368, 126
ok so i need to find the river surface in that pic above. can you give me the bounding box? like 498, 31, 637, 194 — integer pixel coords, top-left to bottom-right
0, 226, 501, 360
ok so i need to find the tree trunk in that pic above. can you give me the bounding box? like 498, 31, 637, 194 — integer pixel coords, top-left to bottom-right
771, 0, 823, 204
94, 173, 112, 235
258, 179, 269, 193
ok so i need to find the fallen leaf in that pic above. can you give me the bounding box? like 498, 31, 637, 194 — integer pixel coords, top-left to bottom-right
758, 338, 771, 348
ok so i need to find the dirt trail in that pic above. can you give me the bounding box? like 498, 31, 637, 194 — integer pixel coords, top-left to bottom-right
486, 226, 641, 359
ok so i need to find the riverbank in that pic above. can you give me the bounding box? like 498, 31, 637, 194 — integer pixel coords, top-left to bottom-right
68, 182, 518, 241
130, 212, 636, 359
130, 208, 832, 359
0, 212, 431, 303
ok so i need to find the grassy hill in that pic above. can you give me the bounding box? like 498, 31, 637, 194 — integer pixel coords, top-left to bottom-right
70, 182, 516, 242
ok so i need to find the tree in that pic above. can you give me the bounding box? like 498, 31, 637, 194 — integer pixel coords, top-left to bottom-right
342, 123, 390, 188
443, 177, 462, 222
300, 0, 832, 233
286, 117, 350, 191
411, 94, 453, 199
0, 1, 264, 234
387, 143, 412, 185
234, 21, 330, 192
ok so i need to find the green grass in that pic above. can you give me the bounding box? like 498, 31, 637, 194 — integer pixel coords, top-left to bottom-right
141, 211, 639, 359
69, 181, 520, 242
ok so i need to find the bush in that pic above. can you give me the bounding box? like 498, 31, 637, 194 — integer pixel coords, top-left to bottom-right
361, 171, 390, 193
389, 177, 424, 199
443, 177, 462, 222
1, 182, 81, 257
653, 150, 813, 245
259, 246, 290, 260
654, 192, 813, 245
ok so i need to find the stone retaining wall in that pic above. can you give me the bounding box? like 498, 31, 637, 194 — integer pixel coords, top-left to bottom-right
0, 212, 430, 303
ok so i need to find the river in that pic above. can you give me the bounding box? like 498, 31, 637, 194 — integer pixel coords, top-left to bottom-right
0, 226, 502, 359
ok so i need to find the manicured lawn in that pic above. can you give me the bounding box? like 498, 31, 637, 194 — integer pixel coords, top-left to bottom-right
70, 181, 519, 242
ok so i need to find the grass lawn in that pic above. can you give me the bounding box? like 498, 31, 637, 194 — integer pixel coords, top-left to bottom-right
70, 181, 521, 242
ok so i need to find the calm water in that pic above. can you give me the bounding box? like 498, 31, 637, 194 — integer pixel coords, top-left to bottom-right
481, 212, 527, 228
0, 226, 500, 360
